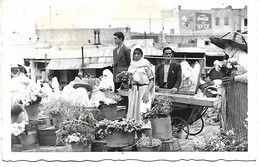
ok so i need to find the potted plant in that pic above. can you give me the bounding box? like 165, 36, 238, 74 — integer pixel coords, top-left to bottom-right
11, 121, 37, 150
93, 92, 122, 120
56, 111, 96, 152
14, 83, 44, 120
135, 135, 162, 152
142, 96, 173, 140
40, 98, 70, 129
96, 118, 142, 147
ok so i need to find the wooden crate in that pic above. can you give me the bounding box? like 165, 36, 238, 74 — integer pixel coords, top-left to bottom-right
160, 138, 180, 151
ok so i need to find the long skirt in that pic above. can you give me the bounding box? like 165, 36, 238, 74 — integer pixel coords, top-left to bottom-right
127, 85, 151, 129
220, 82, 248, 140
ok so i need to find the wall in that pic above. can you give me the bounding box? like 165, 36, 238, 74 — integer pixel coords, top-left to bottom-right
178, 7, 247, 36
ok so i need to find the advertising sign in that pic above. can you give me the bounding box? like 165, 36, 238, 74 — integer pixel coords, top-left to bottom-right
195, 12, 212, 30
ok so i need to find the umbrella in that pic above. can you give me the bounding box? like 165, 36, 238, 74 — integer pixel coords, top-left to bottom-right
209, 32, 247, 53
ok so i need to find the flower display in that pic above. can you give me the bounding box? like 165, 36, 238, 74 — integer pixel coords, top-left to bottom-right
95, 118, 142, 140
91, 92, 122, 107
56, 119, 96, 147
135, 136, 162, 148
15, 83, 44, 106
11, 121, 28, 136
142, 96, 173, 123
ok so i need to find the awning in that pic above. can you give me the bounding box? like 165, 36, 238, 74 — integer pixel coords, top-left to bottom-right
46, 58, 83, 70
46, 58, 113, 70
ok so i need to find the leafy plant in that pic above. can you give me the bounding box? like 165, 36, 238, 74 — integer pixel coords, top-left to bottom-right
196, 129, 248, 151
116, 71, 132, 90
135, 135, 162, 148
56, 119, 96, 147
55, 109, 97, 146
142, 96, 173, 123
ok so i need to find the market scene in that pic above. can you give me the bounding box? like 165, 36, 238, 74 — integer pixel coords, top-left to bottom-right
6, 1, 248, 153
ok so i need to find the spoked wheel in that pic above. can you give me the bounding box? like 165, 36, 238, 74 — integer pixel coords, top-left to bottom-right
171, 116, 189, 139
183, 117, 204, 136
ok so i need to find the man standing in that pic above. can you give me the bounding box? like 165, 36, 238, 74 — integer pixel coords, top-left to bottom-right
155, 47, 182, 93
112, 32, 131, 91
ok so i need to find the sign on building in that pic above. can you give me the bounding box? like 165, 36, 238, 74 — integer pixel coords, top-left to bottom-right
195, 12, 211, 30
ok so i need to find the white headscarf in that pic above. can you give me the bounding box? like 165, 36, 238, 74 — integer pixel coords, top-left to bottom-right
99, 69, 114, 92
128, 46, 155, 98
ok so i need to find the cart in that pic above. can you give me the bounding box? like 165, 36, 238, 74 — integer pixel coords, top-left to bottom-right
155, 91, 221, 139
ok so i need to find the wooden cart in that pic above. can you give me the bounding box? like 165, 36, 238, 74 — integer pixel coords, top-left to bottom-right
155, 92, 221, 139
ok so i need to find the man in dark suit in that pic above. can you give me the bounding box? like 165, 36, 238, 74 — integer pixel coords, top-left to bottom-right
155, 47, 182, 93
112, 32, 131, 91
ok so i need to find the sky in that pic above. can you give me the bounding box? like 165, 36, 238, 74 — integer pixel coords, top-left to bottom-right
2, 0, 249, 33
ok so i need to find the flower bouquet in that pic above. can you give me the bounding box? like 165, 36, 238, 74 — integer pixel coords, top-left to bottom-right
220, 59, 239, 77
135, 135, 162, 151
96, 118, 142, 147
116, 71, 132, 96
16, 83, 44, 106
11, 121, 28, 136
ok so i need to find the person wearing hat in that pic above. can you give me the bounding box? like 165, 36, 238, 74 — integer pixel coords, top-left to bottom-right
155, 47, 182, 93
209, 32, 248, 140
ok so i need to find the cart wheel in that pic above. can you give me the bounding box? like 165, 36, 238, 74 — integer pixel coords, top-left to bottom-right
171, 116, 189, 139
183, 117, 204, 136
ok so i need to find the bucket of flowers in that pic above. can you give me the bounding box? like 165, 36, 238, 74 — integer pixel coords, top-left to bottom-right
11, 121, 37, 150
93, 92, 122, 120
55, 111, 96, 152
96, 118, 142, 147
135, 134, 162, 152
142, 96, 173, 140
15, 83, 44, 120
116, 71, 132, 96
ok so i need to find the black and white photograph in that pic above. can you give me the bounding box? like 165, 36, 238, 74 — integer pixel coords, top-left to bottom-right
0, 0, 259, 166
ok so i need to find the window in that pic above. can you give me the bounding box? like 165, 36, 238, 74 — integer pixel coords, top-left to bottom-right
244, 18, 247, 26
205, 41, 210, 46
224, 17, 229, 25
215, 17, 220, 25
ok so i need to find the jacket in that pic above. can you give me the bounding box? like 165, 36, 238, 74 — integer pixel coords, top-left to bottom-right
155, 61, 182, 89
113, 44, 131, 82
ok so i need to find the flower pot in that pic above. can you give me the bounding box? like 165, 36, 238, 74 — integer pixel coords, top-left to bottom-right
151, 116, 172, 141
70, 143, 91, 152
91, 140, 106, 152
106, 131, 135, 147
18, 133, 37, 150
24, 103, 39, 121
37, 128, 58, 146
137, 146, 161, 152
99, 104, 117, 120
